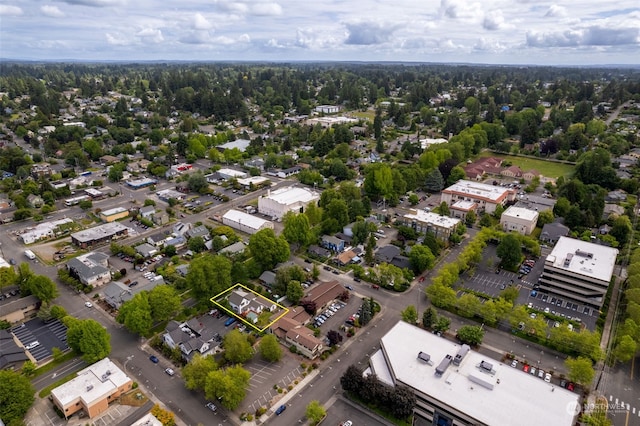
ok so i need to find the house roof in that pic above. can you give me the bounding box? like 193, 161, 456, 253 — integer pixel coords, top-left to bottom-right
66, 257, 109, 281
376, 245, 401, 263
259, 270, 276, 285
0, 329, 28, 369
304, 280, 344, 309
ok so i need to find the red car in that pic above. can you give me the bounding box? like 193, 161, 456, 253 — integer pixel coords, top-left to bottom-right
523, 365, 530, 373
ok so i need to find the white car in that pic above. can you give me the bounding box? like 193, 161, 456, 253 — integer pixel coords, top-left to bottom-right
85, 301, 93, 308
165, 368, 175, 376
25, 341, 40, 350
544, 373, 552, 383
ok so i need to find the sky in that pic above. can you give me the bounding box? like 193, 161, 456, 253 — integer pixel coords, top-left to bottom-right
0, 0, 639, 66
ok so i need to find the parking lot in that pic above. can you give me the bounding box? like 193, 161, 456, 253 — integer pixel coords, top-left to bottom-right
244, 359, 306, 413
11, 318, 69, 362
460, 244, 598, 330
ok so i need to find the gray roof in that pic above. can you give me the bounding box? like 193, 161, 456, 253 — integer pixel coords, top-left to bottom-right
135, 243, 158, 257
66, 257, 109, 281
540, 222, 570, 243
147, 232, 167, 244
376, 245, 401, 263
219, 241, 246, 254
259, 270, 276, 285
0, 329, 28, 369
185, 225, 210, 239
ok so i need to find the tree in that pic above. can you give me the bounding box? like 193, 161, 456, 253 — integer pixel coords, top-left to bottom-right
182, 353, 218, 391
187, 235, 206, 253
327, 329, 343, 346
613, 334, 637, 364
65, 317, 111, 363
150, 404, 176, 426
401, 305, 418, 324
496, 233, 522, 269
408, 194, 419, 205
424, 168, 444, 192
23, 274, 59, 303
456, 293, 481, 318
409, 245, 435, 273
306, 400, 326, 425
148, 285, 181, 322
282, 212, 313, 246
433, 316, 451, 333
286, 280, 304, 304
447, 166, 466, 186
223, 329, 253, 363
422, 307, 437, 329
456, 325, 485, 346
259, 334, 282, 362
0, 370, 35, 425
117, 292, 153, 336
565, 356, 595, 386
187, 172, 208, 193
248, 228, 290, 272
186, 253, 232, 301
426, 282, 457, 309
205, 365, 251, 410
465, 210, 477, 227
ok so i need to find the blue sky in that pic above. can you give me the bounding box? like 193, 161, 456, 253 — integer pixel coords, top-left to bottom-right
1, 0, 639, 65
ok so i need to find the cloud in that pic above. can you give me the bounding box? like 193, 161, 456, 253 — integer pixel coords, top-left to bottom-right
344, 22, 400, 45
440, 0, 481, 20
136, 28, 164, 43
266, 38, 285, 48
0, 5, 23, 15
473, 38, 506, 52
252, 3, 282, 16
41, 5, 65, 18
526, 26, 640, 47
544, 4, 567, 18
193, 12, 212, 30
179, 31, 212, 45
56, 0, 125, 7
105, 32, 130, 46
213, 0, 281, 16
482, 11, 505, 31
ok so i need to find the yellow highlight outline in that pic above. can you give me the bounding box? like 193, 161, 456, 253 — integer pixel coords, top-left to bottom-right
210, 283, 289, 333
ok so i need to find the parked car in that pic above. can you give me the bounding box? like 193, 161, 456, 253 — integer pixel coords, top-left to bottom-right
205, 402, 217, 412
149, 355, 159, 363
25, 341, 40, 350
85, 301, 93, 308
345, 285, 354, 290
510, 360, 518, 368
165, 368, 175, 376
544, 373, 552, 383
538, 369, 545, 379
275, 405, 287, 415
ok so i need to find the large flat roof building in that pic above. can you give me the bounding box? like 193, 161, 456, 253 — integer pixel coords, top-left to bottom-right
400, 209, 461, 241
222, 209, 274, 235
258, 186, 320, 220
51, 357, 133, 419
370, 321, 579, 426
71, 222, 129, 249
441, 180, 516, 214
539, 237, 618, 309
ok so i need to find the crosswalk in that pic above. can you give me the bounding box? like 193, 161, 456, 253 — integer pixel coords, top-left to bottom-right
609, 395, 640, 417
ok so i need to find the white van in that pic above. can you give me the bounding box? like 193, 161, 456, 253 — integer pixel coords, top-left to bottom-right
24, 250, 36, 260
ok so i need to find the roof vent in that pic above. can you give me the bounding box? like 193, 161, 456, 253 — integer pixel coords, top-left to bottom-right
564, 253, 573, 267
417, 351, 432, 364
575, 249, 593, 258
86, 385, 93, 391
453, 344, 470, 366
435, 354, 453, 376
478, 360, 495, 374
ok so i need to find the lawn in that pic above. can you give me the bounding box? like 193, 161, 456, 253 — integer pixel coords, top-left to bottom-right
350, 110, 375, 121
480, 152, 575, 179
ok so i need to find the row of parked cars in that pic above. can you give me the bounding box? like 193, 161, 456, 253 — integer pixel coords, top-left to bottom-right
314, 302, 345, 327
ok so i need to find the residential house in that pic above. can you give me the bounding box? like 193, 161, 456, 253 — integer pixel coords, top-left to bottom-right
539, 222, 570, 244
135, 243, 158, 258
139, 205, 156, 219
308, 245, 331, 259
26, 194, 44, 209
228, 288, 275, 321
147, 232, 167, 247
271, 317, 324, 359
185, 225, 209, 240
0, 294, 41, 324
303, 280, 345, 312
321, 235, 345, 253
163, 315, 220, 361
335, 250, 358, 266
66, 252, 111, 287
259, 271, 276, 288
219, 241, 246, 255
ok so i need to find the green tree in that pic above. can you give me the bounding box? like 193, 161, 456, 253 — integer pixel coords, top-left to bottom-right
456, 293, 481, 318
433, 316, 451, 333
117, 292, 153, 336
409, 245, 435, 274
65, 317, 111, 363
259, 334, 283, 362
282, 212, 313, 246
306, 400, 326, 425
248, 228, 290, 272
422, 307, 437, 329
408, 194, 420, 205
223, 329, 253, 364
496, 233, 522, 269
23, 274, 59, 303
286, 280, 304, 305
186, 253, 232, 301
205, 365, 251, 410
447, 166, 466, 186
401, 305, 418, 324
187, 171, 209, 193
426, 283, 457, 309
424, 168, 444, 192
0, 370, 35, 425
148, 285, 181, 322
187, 236, 207, 253
565, 356, 595, 386
613, 334, 637, 364
456, 325, 485, 346
182, 353, 217, 391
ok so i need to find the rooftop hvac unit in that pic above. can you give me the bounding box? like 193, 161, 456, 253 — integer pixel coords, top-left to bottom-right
435, 354, 453, 376
417, 351, 431, 363
453, 344, 470, 366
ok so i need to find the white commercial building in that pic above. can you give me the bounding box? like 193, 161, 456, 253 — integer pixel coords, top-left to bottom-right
442, 180, 516, 214
18, 218, 74, 245
370, 321, 579, 426
217, 168, 248, 180
222, 209, 274, 235
500, 206, 539, 235
539, 237, 618, 309
258, 186, 320, 220
400, 209, 461, 241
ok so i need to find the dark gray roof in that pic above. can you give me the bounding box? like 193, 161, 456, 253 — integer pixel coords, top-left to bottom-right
376, 245, 401, 263
185, 225, 210, 239
259, 270, 276, 285
540, 222, 570, 243
66, 257, 109, 281
0, 329, 28, 369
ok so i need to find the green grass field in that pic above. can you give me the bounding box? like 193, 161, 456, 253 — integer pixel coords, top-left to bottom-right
480, 152, 575, 179
350, 110, 375, 121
